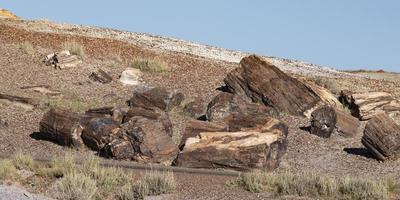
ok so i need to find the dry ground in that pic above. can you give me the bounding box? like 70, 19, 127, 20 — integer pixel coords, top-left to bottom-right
1, 20, 400, 199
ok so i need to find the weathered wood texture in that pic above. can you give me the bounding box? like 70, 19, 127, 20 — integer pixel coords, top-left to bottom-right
223, 55, 321, 116
39, 109, 84, 147
127, 86, 184, 111
300, 79, 343, 110
179, 120, 226, 149
89, 69, 112, 84
0, 93, 39, 109
340, 90, 400, 120
175, 118, 288, 171
310, 106, 360, 138
362, 113, 400, 161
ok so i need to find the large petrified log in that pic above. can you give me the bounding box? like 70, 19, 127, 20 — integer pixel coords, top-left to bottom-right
300, 79, 343, 111
126, 86, 184, 112
39, 109, 85, 147
362, 113, 400, 161
81, 117, 121, 151
175, 118, 288, 171
179, 120, 227, 149
223, 55, 321, 116
310, 106, 360, 138
340, 90, 400, 121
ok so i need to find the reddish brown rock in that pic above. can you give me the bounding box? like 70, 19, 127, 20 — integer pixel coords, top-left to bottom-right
127, 86, 184, 112
175, 118, 288, 171
223, 55, 321, 116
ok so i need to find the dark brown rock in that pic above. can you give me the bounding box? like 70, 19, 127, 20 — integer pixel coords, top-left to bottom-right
362, 113, 400, 161
127, 86, 184, 111
223, 55, 321, 116
81, 117, 121, 151
175, 118, 288, 171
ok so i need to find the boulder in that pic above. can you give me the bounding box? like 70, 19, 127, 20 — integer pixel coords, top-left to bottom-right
362, 113, 400, 161
127, 86, 184, 112
339, 90, 400, 121
206, 92, 278, 131
223, 55, 321, 116
310, 106, 360, 138
175, 118, 288, 171
119, 68, 142, 85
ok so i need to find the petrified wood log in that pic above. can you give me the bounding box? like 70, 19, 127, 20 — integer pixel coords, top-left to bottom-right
39, 109, 84, 147
89, 69, 112, 84
175, 118, 288, 171
126, 86, 184, 111
223, 55, 321, 116
310, 106, 360, 138
340, 90, 400, 120
362, 113, 400, 161
85, 107, 126, 124
122, 115, 178, 165
300, 79, 343, 112
179, 120, 227, 149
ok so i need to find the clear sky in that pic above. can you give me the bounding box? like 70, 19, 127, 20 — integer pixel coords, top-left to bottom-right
2, 0, 400, 72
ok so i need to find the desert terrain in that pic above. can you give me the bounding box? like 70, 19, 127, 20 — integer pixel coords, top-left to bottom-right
1, 12, 400, 200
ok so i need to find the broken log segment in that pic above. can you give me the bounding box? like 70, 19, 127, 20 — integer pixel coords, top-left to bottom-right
339, 90, 400, 120
310, 106, 360, 138
223, 55, 321, 117
20, 85, 62, 96
362, 113, 400, 161
39, 108, 85, 147
179, 120, 227, 149
89, 69, 112, 84
81, 117, 121, 151
175, 118, 288, 171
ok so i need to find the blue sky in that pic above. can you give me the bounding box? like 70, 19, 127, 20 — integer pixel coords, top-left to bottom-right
2, 0, 400, 71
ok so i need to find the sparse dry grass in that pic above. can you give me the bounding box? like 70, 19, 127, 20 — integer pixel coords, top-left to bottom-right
19, 41, 35, 55
61, 41, 85, 57
312, 77, 342, 95
54, 170, 97, 200
0, 159, 18, 182
12, 151, 34, 170
130, 58, 170, 73
234, 170, 398, 200
117, 171, 176, 200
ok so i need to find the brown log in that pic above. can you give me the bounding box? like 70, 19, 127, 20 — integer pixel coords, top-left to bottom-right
310, 106, 360, 138
39, 109, 84, 147
86, 107, 126, 124
362, 113, 400, 161
89, 69, 112, 84
223, 55, 321, 116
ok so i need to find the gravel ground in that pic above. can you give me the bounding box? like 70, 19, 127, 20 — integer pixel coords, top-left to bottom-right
0, 185, 53, 200
1, 19, 400, 199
